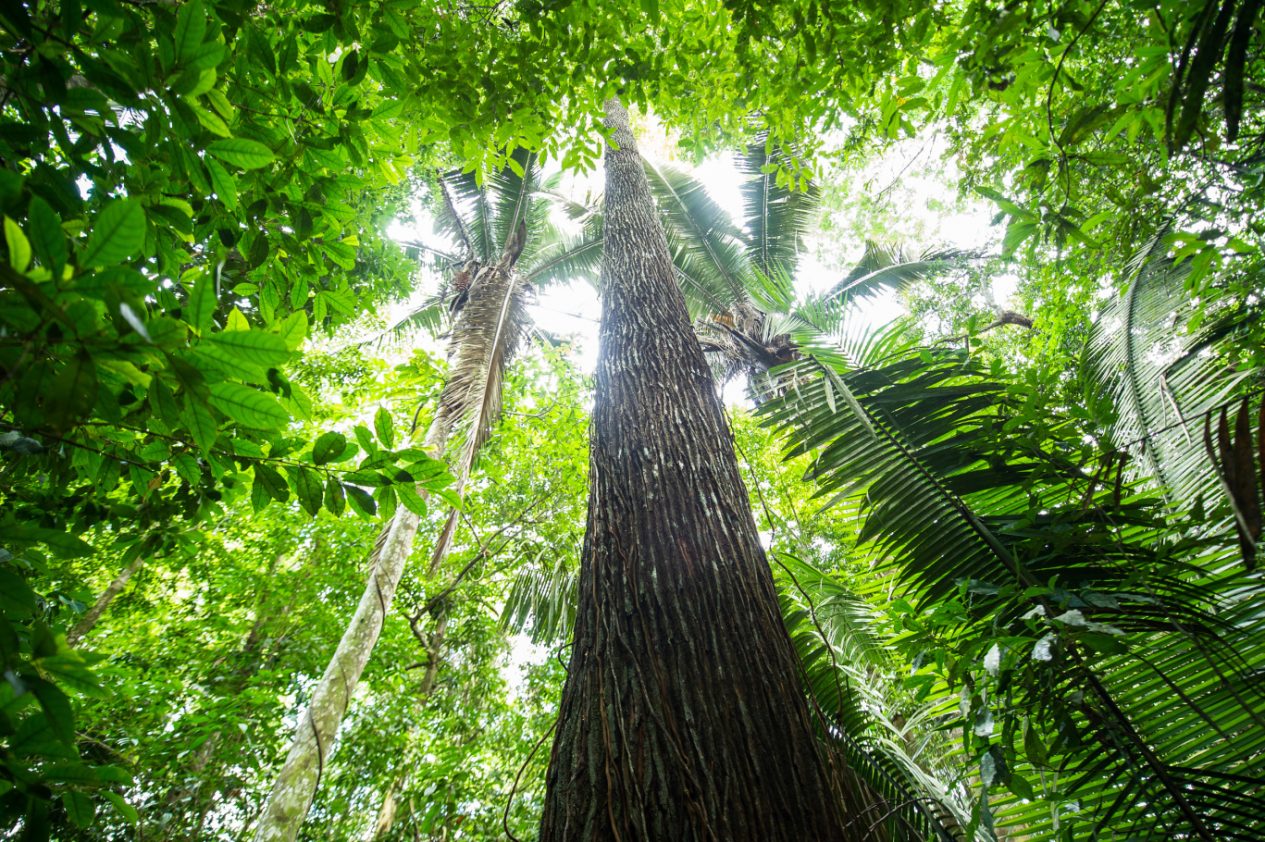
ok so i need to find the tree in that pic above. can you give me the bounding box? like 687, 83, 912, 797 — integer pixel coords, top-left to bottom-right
253, 152, 598, 841
539, 97, 863, 841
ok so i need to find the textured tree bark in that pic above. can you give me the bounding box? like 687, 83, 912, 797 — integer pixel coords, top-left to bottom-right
538, 98, 860, 841
67, 554, 144, 647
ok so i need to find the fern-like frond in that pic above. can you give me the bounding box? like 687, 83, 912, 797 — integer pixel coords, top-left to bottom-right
1089, 238, 1253, 511
500, 555, 578, 645
736, 138, 819, 276
646, 160, 750, 312
827, 243, 971, 302
763, 340, 1265, 840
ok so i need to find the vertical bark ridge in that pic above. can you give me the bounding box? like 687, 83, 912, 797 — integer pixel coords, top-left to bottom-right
539, 98, 861, 842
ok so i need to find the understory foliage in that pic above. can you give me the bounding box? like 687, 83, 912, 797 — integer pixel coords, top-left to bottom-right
3, 0, 1265, 839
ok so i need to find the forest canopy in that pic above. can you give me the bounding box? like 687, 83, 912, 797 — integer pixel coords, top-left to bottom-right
1, 0, 1264, 839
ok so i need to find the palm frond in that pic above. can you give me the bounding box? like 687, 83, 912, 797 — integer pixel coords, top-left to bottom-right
774, 551, 975, 842
736, 138, 819, 276
645, 160, 751, 312
435, 269, 530, 480
827, 243, 971, 302
361, 292, 449, 348
763, 340, 1265, 840
434, 170, 488, 260
1089, 237, 1253, 511
500, 555, 578, 645
522, 205, 603, 291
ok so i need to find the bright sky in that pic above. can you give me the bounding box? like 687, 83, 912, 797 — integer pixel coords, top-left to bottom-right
383, 126, 1006, 379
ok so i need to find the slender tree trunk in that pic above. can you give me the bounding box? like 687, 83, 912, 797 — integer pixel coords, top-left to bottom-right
253, 216, 530, 842
67, 554, 144, 647
539, 99, 860, 841
251, 444, 437, 842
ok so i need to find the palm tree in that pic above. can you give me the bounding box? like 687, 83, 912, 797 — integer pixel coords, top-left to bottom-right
252, 151, 600, 842
644, 141, 968, 399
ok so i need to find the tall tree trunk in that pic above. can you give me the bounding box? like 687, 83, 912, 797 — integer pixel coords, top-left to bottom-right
538, 99, 859, 841
67, 554, 144, 647
253, 219, 530, 842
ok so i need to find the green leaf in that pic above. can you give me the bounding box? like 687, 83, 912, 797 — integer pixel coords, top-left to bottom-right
207, 138, 275, 170
192, 103, 230, 137
5, 215, 31, 272
289, 466, 323, 515
46, 353, 99, 430
0, 569, 36, 616
374, 406, 394, 448
62, 791, 96, 827
325, 475, 346, 516
201, 328, 290, 376
345, 484, 377, 518
174, 0, 206, 62
396, 482, 426, 515
30, 678, 75, 744
1001, 218, 1037, 258
182, 394, 218, 453
103, 792, 138, 825
205, 157, 239, 211
279, 310, 308, 350
38, 654, 103, 697
208, 382, 288, 429
313, 431, 347, 465
253, 462, 289, 504
28, 197, 67, 278
172, 452, 201, 485
81, 199, 146, 268
4, 525, 93, 556
355, 424, 377, 453
186, 279, 216, 334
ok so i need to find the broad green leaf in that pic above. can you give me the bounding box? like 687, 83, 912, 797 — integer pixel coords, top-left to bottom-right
182, 394, 218, 453
172, 452, 201, 485
0, 569, 36, 615
396, 482, 426, 515
279, 310, 308, 350
30, 679, 74, 744
253, 462, 289, 504
313, 431, 347, 465
207, 138, 275, 170
5, 215, 31, 271
345, 484, 377, 518
62, 791, 95, 828
174, 0, 207, 62
208, 382, 288, 429
38, 654, 104, 697
186, 279, 216, 333
103, 792, 138, 825
289, 466, 323, 515
193, 103, 230, 137
28, 197, 67, 278
226, 306, 250, 331
325, 475, 346, 516
374, 406, 394, 448
354, 424, 377, 453
81, 199, 145, 268
204, 158, 238, 211
203, 329, 290, 371
45, 354, 98, 430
